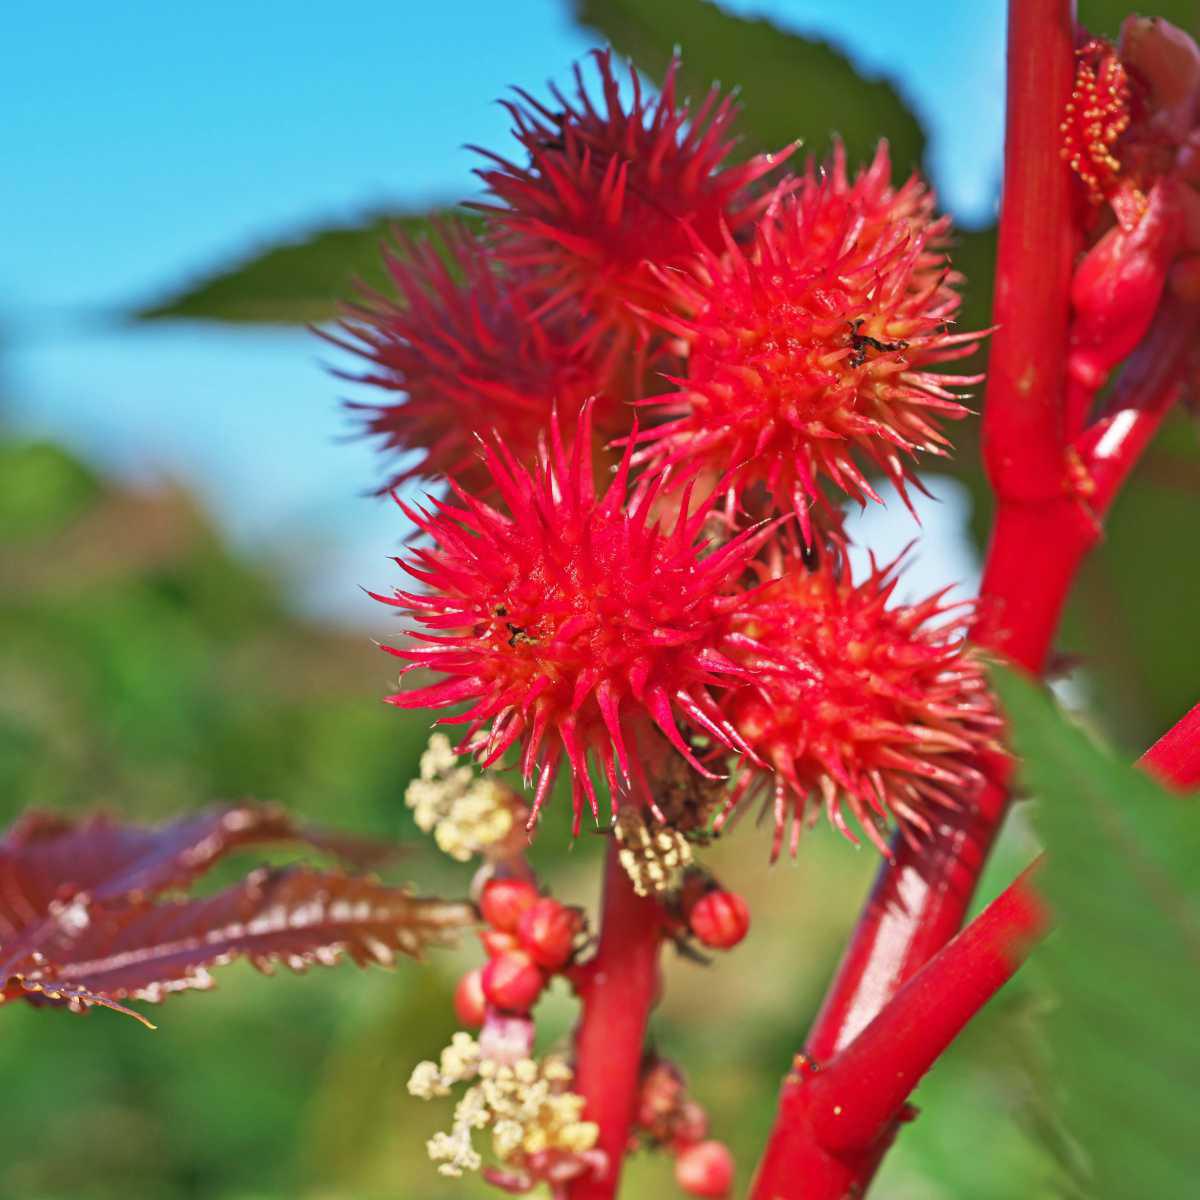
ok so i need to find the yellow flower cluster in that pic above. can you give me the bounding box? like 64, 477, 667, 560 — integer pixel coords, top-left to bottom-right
405, 733, 520, 861
408, 1033, 598, 1178
613, 806, 693, 896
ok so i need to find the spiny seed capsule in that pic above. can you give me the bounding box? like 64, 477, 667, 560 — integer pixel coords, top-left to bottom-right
477, 49, 795, 353
381, 405, 773, 832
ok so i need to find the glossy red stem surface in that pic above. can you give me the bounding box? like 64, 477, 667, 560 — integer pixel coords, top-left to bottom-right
981, 0, 1078, 502
751, 863, 1047, 1196
787, 0, 1079, 1068
750, 683, 1200, 1199
566, 843, 664, 1200
1139, 700, 1200, 789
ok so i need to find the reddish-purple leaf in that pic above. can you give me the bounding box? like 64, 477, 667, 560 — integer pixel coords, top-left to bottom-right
0, 807, 474, 1024
0, 804, 396, 916
2, 976, 156, 1028
11, 867, 474, 1005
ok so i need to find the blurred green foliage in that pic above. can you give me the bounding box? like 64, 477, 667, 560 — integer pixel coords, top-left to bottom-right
0, 439, 430, 831
996, 665, 1200, 1199
1085, 0, 1200, 36
135, 213, 480, 325
573, 0, 925, 171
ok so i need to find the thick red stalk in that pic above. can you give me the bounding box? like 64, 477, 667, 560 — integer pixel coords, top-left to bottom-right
778, 0, 1079, 1069
753, 281, 1193, 1200
750, 863, 1046, 1194
751, 3, 1200, 1192
981, 0, 1078, 503
750, 695, 1199, 1200
1139, 700, 1200, 790
808, 862, 1047, 1150
567, 842, 664, 1200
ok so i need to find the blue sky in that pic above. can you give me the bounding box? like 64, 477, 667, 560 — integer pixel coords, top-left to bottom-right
3, 0, 1004, 621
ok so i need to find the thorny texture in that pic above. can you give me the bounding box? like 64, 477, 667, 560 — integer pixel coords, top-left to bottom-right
0, 807, 473, 1022
330, 221, 620, 498
718, 551, 999, 859
378, 409, 775, 833
633, 143, 979, 545
475, 49, 796, 358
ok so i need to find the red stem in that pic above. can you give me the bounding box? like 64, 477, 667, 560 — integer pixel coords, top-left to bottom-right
567, 842, 664, 1200
980, 0, 1078, 504
751, 0, 1200, 1188
750, 862, 1047, 1194
750, 692, 1200, 1196
809, 862, 1047, 1151
1139, 700, 1200, 789
752, 282, 1192, 1200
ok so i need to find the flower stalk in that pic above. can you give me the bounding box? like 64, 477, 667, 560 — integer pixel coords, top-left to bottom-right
750, 675, 1200, 1200
1139, 700, 1200, 789
566, 842, 666, 1199
751, 862, 1047, 1199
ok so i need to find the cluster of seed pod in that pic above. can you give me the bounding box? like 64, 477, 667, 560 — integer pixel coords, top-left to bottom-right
363, 49, 996, 859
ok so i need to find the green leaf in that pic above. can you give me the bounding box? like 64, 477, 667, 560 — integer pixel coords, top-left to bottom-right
134, 209, 479, 325
571, 0, 926, 172
1081, 0, 1198, 37
991, 664, 1200, 1200
0, 441, 101, 543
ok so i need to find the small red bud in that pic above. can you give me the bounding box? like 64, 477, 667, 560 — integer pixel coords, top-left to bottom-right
688, 890, 750, 950
479, 928, 521, 957
675, 1140, 734, 1198
1069, 180, 1182, 389
480, 877, 540, 933
454, 967, 487, 1027
481, 950, 545, 1013
517, 897, 582, 970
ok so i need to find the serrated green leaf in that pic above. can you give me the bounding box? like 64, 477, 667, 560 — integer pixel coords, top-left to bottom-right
991, 664, 1200, 1200
134, 209, 479, 325
571, 0, 926, 172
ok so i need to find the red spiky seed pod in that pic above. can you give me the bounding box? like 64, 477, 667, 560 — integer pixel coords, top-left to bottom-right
475, 49, 795, 356
480, 877, 541, 933
517, 897, 582, 970
718, 550, 999, 859
327, 221, 618, 496
454, 967, 488, 1028
481, 949, 546, 1013
675, 1140, 735, 1198
378, 407, 772, 831
687, 889, 750, 950
632, 142, 979, 545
